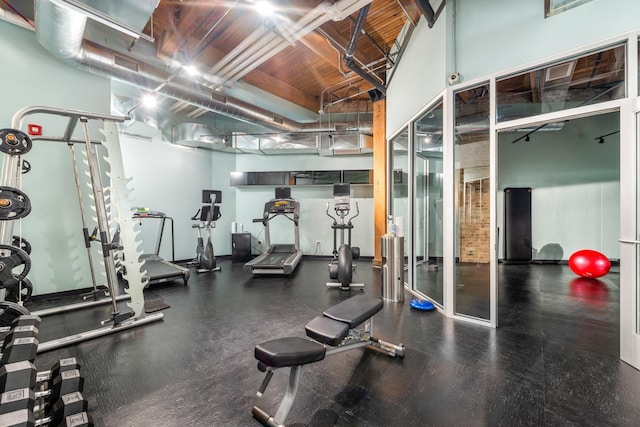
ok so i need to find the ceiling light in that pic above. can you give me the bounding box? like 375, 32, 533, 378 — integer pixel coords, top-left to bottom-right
183, 64, 199, 77
255, 1, 275, 16
141, 94, 158, 109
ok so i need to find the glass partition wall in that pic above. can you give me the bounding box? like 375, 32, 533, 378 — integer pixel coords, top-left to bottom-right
414, 101, 444, 305
453, 84, 492, 320
390, 128, 410, 268
388, 32, 640, 338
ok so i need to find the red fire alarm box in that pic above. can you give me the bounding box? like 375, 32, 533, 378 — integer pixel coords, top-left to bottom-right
28, 124, 42, 136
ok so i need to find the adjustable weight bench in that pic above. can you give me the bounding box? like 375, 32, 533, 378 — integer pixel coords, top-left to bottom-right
252, 294, 405, 427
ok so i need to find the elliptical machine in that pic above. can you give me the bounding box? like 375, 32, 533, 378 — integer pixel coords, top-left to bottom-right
191, 190, 222, 273
326, 183, 363, 290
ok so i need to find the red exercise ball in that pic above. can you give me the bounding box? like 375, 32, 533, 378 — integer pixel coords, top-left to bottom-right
568, 249, 611, 278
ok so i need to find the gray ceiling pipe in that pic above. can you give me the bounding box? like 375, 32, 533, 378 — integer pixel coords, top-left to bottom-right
32, 0, 371, 133
343, 4, 386, 96
415, 0, 436, 28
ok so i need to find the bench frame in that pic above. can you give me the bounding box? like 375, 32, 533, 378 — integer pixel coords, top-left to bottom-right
252, 296, 404, 427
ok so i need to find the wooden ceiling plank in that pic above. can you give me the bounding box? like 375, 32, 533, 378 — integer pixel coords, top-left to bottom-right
242, 69, 319, 112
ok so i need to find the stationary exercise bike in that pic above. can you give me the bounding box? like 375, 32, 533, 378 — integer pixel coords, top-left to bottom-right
326, 183, 363, 290
191, 190, 222, 273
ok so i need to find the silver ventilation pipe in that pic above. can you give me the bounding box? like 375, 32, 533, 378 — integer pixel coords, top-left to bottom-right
34, 0, 87, 59
32, 0, 371, 134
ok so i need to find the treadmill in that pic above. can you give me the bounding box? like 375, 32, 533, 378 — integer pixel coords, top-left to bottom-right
132, 208, 190, 285
244, 187, 302, 275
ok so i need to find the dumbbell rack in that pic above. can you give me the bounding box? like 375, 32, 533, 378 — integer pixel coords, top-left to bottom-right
1, 315, 94, 426
0, 105, 163, 352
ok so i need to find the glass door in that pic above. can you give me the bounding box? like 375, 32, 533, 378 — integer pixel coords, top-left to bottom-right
414, 101, 444, 305
453, 83, 493, 322
619, 101, 640, 370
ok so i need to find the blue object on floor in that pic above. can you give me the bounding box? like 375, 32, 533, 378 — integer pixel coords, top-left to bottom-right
410, 299, 435, 311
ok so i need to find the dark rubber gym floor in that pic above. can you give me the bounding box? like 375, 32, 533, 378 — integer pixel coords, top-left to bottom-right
25, 259, 640, 426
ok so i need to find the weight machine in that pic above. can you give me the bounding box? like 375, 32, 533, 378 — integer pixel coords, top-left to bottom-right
326, 183, 363, 290
0, 106, 162, 350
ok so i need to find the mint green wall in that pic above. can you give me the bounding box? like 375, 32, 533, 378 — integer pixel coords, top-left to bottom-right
455, 0, 640, 81
234, 154, 374, 256
386, 13, 448, 136
497, 113, 620, 260
119, 134, 235, 261
0, 21, 111, 296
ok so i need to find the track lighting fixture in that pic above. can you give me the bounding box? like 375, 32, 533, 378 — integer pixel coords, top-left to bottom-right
594, 130, 619, 144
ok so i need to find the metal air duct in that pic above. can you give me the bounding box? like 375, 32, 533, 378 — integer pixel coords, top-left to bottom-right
30, 0, 372, 136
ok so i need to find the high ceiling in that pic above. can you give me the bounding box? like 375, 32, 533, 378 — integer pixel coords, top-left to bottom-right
0, 0, 434, 132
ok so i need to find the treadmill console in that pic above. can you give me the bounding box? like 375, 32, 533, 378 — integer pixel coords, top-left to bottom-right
267, 199, 298, 214
333, 183, 351, 212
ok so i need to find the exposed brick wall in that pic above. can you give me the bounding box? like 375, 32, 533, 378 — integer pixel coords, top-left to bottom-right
458, 176, 490, 263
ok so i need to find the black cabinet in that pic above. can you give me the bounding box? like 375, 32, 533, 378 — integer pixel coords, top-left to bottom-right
504, 187, 532, 262
232, 233, 252, 262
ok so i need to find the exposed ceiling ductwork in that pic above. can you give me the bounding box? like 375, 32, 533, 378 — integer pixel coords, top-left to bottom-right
28, 0, 377, 135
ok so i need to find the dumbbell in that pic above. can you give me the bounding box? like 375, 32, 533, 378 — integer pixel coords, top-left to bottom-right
0, 407, 94, 427
1, 315, 40, 364
1, 387, 89, 417
0, 389, 90, 425
0, 315, 41, 342
1, 358, 81, 396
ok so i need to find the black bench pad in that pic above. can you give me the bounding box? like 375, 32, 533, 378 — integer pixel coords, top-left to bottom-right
323, 295, 383, 328
255, 337, 326, 368
305, 316, 350, 346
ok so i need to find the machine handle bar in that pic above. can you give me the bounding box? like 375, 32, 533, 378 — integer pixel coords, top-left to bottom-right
348, 202, 360, 224
325, 201, 337, 223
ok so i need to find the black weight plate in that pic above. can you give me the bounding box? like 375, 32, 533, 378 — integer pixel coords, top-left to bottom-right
5, 277, 33, 303
0, 186, 31, 220
0, 244, 31, 289
0, 301, 30, 327
12, 235, 32, 255
21, 159, 31, 174
0, 128, 32, 155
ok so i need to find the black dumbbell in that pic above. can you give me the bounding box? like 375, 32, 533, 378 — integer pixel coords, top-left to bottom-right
0, 361, 37, 394
0, 408, 94, 427
49, 391, 89, 426
35, 358, 82, 389
1, 336, 39, 364
49, 370, 84, 408
0, 387, 36, 415
1, 358, 80, 396
60, 411, 94, 426
0, 314, 40, 347
0, 408, 35, 426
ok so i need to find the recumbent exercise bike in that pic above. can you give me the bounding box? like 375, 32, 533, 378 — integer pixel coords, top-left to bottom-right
326, 183, 362, 290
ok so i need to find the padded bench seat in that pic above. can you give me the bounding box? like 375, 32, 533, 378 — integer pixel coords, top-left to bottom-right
322, 294, 383, 328
255, 337, 326, 368
305, 316, 350, 346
